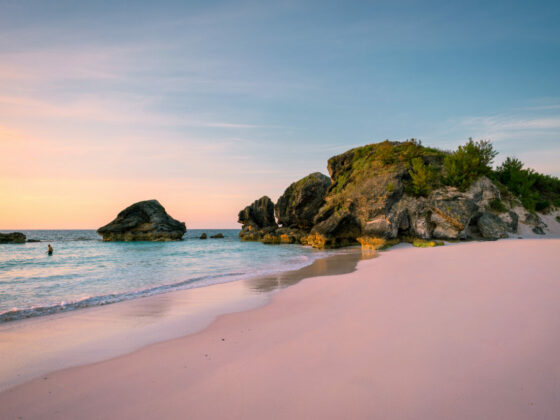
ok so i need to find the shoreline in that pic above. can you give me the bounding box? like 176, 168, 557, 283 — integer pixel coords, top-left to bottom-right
0, 248, 363, 392
1, 238, 560, 419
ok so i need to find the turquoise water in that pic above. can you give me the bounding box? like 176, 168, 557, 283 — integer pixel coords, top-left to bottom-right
0, 229, 332, 322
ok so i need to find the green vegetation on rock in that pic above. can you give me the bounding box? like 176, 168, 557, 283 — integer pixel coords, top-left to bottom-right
487, 198, 508, 213
407, 157, 436, 196
443, 139, 497, 191
238, 138, 557, 249
493, 157, 560, 212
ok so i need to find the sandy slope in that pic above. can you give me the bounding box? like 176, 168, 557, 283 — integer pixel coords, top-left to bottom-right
1, 239, 559, 420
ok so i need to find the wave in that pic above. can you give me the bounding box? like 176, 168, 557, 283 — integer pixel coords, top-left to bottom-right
0, 271, 245, 323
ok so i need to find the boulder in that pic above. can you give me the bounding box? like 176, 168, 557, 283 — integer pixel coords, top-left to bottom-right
200, 233, 207, 239
0, 232, 26, 243
97, 200, 186, 241
466, 176, 501, 208
524, 212, 547, 234
532, 226, 545, 235
428, 189, 478, 240
310, 212, 362, 248
477, 212, 510, 240
238, 196, 277, 241
275, 172, 331, 229
498, 211, 519, 233
210, 233, 224, 239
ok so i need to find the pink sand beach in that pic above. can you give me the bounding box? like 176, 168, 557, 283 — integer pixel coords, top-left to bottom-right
1, 238, 559, 419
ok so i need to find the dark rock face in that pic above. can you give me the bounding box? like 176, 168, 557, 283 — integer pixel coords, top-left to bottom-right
97, 200, 186, 241
210, 233, 224, 239
429, 191, 478, 239
477, 212, 510, 240
238, 196, 277, 241
523, 212, 547, 235
238, 196, 276, 229
309, 213, 362, 248
237, 141, 529, 248
532, 226, 545, 235
27, 239, 41, 243
498, 211, 519, 233
0, 232, 26, 243
275, 172, 331, 230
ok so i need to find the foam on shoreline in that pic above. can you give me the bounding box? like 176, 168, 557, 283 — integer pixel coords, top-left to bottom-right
0, 249, 363, 392
1, 238, 559, 419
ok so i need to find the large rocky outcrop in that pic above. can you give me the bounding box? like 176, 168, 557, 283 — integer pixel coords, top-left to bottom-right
0, 232, 26, 243
276, 172, 331, 230
237, 140, 539, 248
97, 200, 186, 241
238, 196, 277, 241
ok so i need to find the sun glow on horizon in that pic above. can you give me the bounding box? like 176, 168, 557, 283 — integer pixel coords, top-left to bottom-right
2, 1, 559, 229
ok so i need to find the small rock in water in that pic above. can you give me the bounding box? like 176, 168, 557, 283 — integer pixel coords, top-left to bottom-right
200, 233, 207, 239
97, 199, 186, 242
0, 232, 26, 243
210, 233, 224, 239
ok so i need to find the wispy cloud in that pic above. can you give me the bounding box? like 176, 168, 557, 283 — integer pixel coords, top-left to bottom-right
458, 115, 560, 133
0, 94, 261, 130
423, 106, 560, 176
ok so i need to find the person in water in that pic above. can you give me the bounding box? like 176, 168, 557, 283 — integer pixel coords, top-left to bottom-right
47, 244, 53, 255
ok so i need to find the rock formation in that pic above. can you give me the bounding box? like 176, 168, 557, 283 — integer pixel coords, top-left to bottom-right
237, 140, 546, 248
276, 172, 331, 230
0, 232, 26, 243
211, 233, 224, 238
238, 196, 277, 241
200, 233, 207, 239
97, 200, 186, 241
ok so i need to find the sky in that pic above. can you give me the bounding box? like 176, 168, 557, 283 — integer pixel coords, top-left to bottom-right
1, 0, 559, 229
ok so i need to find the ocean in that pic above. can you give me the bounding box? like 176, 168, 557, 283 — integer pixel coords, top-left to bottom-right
0, 229, 334, 322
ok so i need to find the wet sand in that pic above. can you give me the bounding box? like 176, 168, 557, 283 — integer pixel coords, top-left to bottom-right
1, 239, 560, 419
0, 249, 362, 392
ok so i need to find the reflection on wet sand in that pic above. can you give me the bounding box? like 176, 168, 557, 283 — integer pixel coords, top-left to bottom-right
246, 247, 375, 293
0, 247, 376, 392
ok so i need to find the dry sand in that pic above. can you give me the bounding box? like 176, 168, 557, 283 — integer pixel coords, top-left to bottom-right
1, 239, 559, 419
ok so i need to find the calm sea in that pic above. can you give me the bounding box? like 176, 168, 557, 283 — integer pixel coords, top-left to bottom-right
0, 229, 333, 322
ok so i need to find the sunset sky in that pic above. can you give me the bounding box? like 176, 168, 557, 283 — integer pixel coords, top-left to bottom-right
1, 0, 559, 229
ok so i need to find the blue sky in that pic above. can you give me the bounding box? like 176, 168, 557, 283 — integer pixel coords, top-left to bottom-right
1, 0, 559, 228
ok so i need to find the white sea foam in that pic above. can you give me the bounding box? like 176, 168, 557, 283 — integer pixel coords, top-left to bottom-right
0, 229, 333, 322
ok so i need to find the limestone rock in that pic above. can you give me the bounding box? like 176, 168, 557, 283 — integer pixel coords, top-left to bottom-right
0, 232, 26, 243
235, 141, 542, 249
477, 212, 510, 240
532, 226, 545, 235
275, 172, 331, 230
524, 212, 547, 234
429, 189, 478, 240
97, 200, 186, 241
310, 142, 408, 246
466, 176, 501, 208
310, 212, 362, 248
498, 211, 519, 233
238, 196, 277, 241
